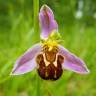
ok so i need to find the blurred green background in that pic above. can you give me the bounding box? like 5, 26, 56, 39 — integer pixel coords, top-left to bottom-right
0, 0, 96, 96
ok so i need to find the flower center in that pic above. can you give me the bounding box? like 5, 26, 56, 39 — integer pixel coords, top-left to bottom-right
41, 31, 61, 51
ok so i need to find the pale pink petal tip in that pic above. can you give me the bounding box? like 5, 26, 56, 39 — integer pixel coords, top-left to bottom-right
39, 4, 58, 39
11, 43, 42, 75
59, 45, 90, 74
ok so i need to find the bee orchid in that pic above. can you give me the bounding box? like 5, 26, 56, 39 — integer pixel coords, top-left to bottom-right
11, 5, 90, 80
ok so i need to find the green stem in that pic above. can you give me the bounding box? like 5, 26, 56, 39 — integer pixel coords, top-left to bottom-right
33, 0, 39, 42
36, 75, 40, 96
33, 0, 40, 96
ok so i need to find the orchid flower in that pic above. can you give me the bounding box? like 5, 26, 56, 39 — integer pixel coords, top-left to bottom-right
11, 5, 90, 80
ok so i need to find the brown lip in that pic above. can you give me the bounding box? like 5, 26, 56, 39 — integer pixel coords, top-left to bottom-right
36, 46, 64, 80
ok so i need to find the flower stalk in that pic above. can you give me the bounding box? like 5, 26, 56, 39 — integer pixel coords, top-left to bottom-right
33, 0, 39, 41
33, 0, 40, 96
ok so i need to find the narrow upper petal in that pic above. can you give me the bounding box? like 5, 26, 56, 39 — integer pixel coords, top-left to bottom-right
11, 43, 42, 75
58, 45, 90, 74
39, 4, 58, 39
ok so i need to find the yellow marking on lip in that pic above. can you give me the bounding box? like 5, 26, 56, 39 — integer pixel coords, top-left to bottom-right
45, 71, 48, 77
54, 70, 57, 78
53, 54, 58, 67
43, 54, 50, 66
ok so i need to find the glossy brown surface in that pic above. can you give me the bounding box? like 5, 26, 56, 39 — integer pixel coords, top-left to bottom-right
36, 47, 64, 80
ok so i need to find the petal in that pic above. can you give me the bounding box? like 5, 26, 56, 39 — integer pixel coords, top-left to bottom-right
39, 4, 58, 39
11, 43, 42, 75
58, 45, 90, 74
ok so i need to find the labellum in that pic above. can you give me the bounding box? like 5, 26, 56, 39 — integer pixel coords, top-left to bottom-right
36, 45, 64, 80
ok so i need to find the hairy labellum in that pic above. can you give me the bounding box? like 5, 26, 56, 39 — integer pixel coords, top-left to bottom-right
36, 46, 64, 80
